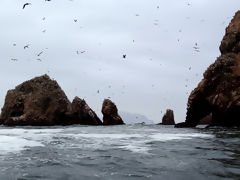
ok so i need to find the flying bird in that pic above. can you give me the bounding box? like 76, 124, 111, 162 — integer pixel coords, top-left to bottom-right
74, 19, 78, 22
76, 50, 86, 54
37, 51, 43, 56
24, 45, 29, 49
11, 58, 18, 61
123, 54, 126, 59
23, 3, 31, 9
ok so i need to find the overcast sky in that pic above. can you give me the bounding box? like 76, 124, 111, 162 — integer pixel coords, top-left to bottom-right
0, 0, 239, 123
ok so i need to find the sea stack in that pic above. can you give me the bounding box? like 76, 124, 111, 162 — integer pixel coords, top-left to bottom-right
102, 99, 125, 125
70, 97, 102, 125
0, 74, 102, 126
175, 11, 240, 128
161, 109, 175, 125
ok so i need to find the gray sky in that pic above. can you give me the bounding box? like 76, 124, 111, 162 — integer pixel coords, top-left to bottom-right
0, 0, 239, 123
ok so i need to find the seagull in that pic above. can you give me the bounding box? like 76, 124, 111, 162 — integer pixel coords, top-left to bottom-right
123, 54, 126, 59
37, 58, 42, 62
24, 45, 29, 49
42, 17, 46, 21
23, 3, 31, 9
37, 51, 43, 56
76, 50, 86, 54
11, 58, 18, 61
42, 29, 46, 33
74, 19, 78, 22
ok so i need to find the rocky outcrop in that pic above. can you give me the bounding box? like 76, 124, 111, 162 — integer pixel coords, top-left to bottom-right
70, 97, 102, 125
160, 109, 175, 125
0, 75, 102, 126
102, 99, 125, 125
175, 11, 240, 128
0, 75, 71, 126
198, 114, 212, 125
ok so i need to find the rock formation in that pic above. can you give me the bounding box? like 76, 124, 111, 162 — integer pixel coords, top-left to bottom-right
160, 109, 175, 125
198, 113, 212, 125
175, 11, 240, 128
102, 99, 125, 125
0, 75, 102, 126
70, 97, 102, 125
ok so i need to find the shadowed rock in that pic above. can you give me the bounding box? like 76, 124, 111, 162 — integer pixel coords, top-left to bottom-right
0, 75, 102, 126
102, 99, 125, 125
70, 97, 102, 125
176, 11, 240, 128
199, 113, 212, 125
160, 109, 175, 125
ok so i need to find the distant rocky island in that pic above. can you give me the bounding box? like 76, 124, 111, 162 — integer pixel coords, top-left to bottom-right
0, 11, 240, 128
0, 75, 124, 126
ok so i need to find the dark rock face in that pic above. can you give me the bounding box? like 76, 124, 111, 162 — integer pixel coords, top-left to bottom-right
161, 109, 175, 125
175, 11, 240, 128
0, 75, 102, 126
102, 99, 125, 125
198, 114, 212, 125
70, 97, 102, 125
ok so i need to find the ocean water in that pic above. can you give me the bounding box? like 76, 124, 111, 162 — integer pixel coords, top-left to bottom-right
0, 125, 239, 180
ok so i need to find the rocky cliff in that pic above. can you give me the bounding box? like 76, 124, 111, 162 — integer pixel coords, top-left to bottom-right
176, 11, 240, 128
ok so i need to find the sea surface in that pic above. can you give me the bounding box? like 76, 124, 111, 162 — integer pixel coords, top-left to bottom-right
0, 124, 239, 180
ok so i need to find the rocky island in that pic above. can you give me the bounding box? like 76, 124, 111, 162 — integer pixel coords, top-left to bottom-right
0, 75, 124, 126
176, 11, 240, 128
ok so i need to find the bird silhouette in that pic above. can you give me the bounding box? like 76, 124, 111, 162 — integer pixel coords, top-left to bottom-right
24, 45, 29, 49
37, 51, 43, 56
23, 3, 31, 9
123, 54, 126, 59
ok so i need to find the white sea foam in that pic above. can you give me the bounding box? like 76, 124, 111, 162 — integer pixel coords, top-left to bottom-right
0, 127, 213, 155
72, 133, 142, 139
0, 135, 44, 154
150, 133, 213, 141
0, 128, 63, 154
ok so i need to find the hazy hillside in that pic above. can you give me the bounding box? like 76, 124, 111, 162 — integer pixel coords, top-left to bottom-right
119, 112, 154, 124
